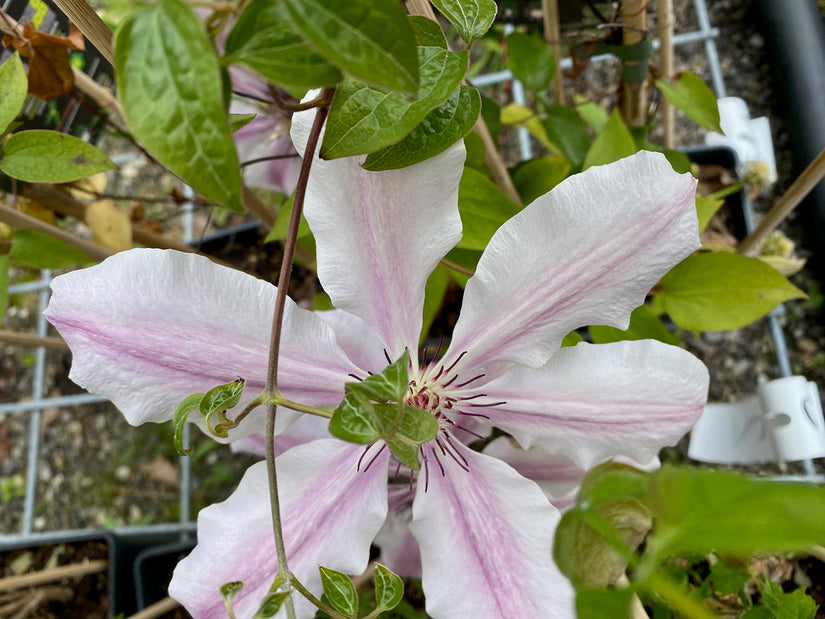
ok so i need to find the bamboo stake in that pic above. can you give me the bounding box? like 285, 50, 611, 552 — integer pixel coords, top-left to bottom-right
659, 0, 675, 148
0, 204, 112, 262
619, 0, 649, 128
541, 0, 565, 105
21, 183, 234, 265
0, 330, 69, 351
51, 0, 114, 67
406, 0, 523, 205
738, 146, 825, 256
125, 596, 180, 619
0, 559, 107, 592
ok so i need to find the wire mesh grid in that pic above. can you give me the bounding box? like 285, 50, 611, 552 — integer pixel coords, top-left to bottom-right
0, 0, 727, 546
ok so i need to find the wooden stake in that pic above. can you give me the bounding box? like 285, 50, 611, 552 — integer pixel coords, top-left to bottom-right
0, 204, 112, 262
620, 0, 650, 128
51, 0, 114, 66
0, 330, 69, 351
541, 0, 565, 105
659, 0, 675, 148
0, 560, 107, 592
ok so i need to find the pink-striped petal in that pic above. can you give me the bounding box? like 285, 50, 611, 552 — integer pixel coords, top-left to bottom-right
170, 439, 389, 618
292, 108, 465, 361
231, 414, 332, 457
315, 309, 389, 375
374, 498, 421, 578
484, 437, 662, 511
466, 340, 709, 469
483, 437, 586, 511
444, 151, 698, 372
410, 441, 574, 618
45, 249, 359, 438
232, 98, 301, 195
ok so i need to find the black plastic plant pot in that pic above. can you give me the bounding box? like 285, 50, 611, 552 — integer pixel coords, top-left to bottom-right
682, 144, 749, 238
133, 538, 196, 612
0, 529, 119, 618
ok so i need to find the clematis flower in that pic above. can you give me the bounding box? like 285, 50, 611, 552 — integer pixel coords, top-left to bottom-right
45, 106, 708, 616
230, 66, 301, 195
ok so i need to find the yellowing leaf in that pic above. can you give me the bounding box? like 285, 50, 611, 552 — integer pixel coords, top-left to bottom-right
500, 103, 557, 153
86, 199, 132, 252
658, 252, 806, 331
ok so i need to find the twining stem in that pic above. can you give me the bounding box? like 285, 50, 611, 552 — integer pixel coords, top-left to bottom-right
262, 89, 332, 619
289, 575, 348, 619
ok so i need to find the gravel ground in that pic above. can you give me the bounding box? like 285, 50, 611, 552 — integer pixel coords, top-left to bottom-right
1, 0, 824, 608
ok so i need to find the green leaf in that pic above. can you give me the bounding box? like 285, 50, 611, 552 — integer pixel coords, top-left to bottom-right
646, 466, 825, 563
329, 389, 382, 444
695, 194, 724, 233
319, 567, 358, 617
456, 168, 520, 250
582, 109, 637, 169
464, 131, 488, 173
252, 591, 292, 618
658, 252, 806, 331
575, 97, 608, 133
422, 263, 449, 342
443, 247, 482, 287
431, 0, 496, 44
1, 130, 116, 183
480, 95, 502, 142
589, 303, 680, 347
708, 562, 750, 597
221, 580, 244, 616
380, 407, 437, 469
576, 588, 634, 619
362, 85, 480, 171
173, 393, 205, 456
410, 15, 448, 48
373, 564, 404, 611
506, 32, 555, 92
655, 72, 722, 133
561, 330, 583, 347
223, 0, 341, 88
321, 35, 468, 158
283, 0, 418, 93
776, 588, 819, 619
199, 378, 245, 437
10, 230, 94, 269
0, 52, 27, 137
0, 254, 6, 327
511, 156, 570, 204
355, 350, 411, 402
663, 149, 693, 174
115, 0, 243, 212
541, 106, 591, 170
229, 113, 257, 132
264, 195, 312, 242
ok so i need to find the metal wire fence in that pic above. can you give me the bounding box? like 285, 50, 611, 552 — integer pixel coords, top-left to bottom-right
0, 0, 732, 546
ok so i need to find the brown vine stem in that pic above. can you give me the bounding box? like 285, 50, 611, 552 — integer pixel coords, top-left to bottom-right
263, 89, 332, 619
